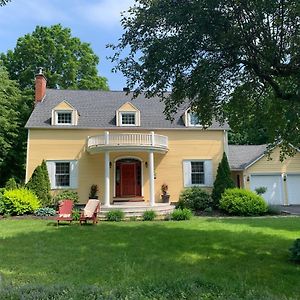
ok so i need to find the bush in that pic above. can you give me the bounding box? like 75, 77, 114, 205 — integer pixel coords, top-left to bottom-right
255, 186, 267, 195
212, 152, 235, 207
219, 188, 267, 216
267, 204, 281, 215
177, 187, 212, 211
34, 207, 56, 216
72, 209, 81, 221
171, 208, 193, 221
52, 190, 79, 208
142, 210, 157, 221
0, 188, 40, 215
26, 161, 51, 207
5, 178, 18, 190
289, 239, 300, 263
106, 210, 124, 222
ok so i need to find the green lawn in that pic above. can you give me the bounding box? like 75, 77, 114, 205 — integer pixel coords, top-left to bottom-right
0, 217, 300, 299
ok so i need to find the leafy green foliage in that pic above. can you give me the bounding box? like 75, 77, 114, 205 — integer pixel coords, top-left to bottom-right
72, 209, 81, 221
106, 210, 124, 222
89, 184, 98, 199
52, 190, 79, 208
34, 207, 56, 217
212, 153, 235, 207
220, 188, 268, 216
289, 239, 300, 263
255, 186, 267, 195
267, 205, 281, 215
177, 187, 212, 211
0, 188, 40, 215
171, 208, 193, 221
1, 24, 108, 90
0, 0, 10, 6
111, 0, 300, 153
142, 210, 157, 221
26, 162, 51, 207
5, 178, 18, 190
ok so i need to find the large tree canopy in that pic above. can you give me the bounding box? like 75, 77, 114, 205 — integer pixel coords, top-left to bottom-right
0, 0, 10, 6
112, 0, 300, 153
1, 24, 109, 90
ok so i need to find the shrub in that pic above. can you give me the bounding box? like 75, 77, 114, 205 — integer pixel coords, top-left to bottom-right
5, 178, 18, 190
255, 186, 267, 195
171, 208, 193, 221
34, 207, 56, 217
1, 188, 40, 215
106, 210, 124, 222
177, 187, 212, 211
142, 210, 157, 221
26, 161, 51, 207
72, 209, 81, 221
52, 190, 79, 208
289, 239, 300, 263
219, 188, 267, 216
267, 205, 281, 215
212, 152, 235, 207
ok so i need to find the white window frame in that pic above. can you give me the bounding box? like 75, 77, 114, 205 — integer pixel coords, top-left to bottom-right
55, 162, 71, 188
119, 111, 137, 126
46, 160, 78, 189
183, 159, 213, 187
55, 110, 73, 125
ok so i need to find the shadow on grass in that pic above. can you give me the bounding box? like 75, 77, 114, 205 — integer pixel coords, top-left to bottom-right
0, 219, 299, 299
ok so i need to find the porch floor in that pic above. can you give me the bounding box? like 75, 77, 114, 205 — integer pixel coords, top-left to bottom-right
99, 202, 175, 219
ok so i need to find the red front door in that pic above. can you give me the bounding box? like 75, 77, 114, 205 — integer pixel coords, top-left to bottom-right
116, 159, 142, 197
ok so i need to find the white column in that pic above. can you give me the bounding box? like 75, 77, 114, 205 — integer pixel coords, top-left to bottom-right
149, 151, 155, 206
104, 151, 110, 207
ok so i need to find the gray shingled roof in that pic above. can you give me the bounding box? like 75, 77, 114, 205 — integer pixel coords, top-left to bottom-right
228, 145, 268, 170
25, 89, 229, 130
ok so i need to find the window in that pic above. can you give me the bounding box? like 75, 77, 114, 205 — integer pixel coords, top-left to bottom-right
46, 160, 78, 189
120, 112, 136, 126
183, 160, 213, 187
57, 112, 72, 124
188, 112, 201, 126
191, 161, 205, 184
55, 162, 70, 187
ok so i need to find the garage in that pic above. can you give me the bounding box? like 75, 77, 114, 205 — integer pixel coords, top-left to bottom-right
286, 174, 300, 205
250, 174, 283, 205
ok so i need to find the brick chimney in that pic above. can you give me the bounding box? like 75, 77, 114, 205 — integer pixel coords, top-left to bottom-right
35, 67, 47, 104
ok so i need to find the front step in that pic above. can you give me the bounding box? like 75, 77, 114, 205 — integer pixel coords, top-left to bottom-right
113, 197, 145, 203
99, 203, 175, 220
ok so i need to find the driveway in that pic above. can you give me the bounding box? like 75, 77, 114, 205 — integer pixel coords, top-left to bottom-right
279, 205, 300, 215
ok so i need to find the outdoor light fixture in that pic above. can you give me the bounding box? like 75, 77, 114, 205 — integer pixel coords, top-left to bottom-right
145, 162, 148, 168
109, 162, 112, 168
283, 174, 287, 181
247, 176, 250, 182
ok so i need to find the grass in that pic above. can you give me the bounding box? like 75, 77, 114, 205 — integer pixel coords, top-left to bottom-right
0, 217, 300, 299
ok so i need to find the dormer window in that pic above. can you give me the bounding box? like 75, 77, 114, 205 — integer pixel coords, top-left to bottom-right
188, 112, 201, 126
57, 111, 72, 124
121, 112, 136, 126
51, 101, 79, 126
116, 102, 140, 127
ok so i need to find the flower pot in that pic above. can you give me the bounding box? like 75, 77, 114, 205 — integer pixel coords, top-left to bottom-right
161, 194, 170, 203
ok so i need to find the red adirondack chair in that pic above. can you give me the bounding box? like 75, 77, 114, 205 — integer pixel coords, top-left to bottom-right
79, 199, 100, 225
56, 199, 74, 225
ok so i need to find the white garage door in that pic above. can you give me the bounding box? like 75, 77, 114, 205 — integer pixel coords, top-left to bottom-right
287, 174, 300, 205
250, 175, 283, 205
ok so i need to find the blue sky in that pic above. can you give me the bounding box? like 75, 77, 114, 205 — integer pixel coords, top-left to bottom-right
0, 0, 135, 90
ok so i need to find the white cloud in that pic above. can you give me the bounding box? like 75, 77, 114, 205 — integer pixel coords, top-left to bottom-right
78, 0, 136, 28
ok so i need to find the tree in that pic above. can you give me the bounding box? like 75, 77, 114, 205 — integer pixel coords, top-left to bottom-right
212, 153, 235, 207
26, 163, 51, 207
0, 67, 22, 185
111, 0, 300, 154
1, 24, 109, 90
0, 0, 11, 6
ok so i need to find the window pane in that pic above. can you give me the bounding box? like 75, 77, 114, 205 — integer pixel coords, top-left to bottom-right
190, 113, 200, 125
121, 113, 136, 125
191, 161, 205, 184
57, 112, 72, 124
55, 162, 70, 186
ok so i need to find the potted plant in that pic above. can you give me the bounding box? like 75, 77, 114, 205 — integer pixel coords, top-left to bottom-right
89, 184, 99, 199
161, 183, 170, 203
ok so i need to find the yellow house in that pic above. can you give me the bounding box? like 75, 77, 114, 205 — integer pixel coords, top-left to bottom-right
25, 73, 229, 208
228, 145, 300, 205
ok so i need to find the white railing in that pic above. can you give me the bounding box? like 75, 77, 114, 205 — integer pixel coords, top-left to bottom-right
87, 132, 168, 150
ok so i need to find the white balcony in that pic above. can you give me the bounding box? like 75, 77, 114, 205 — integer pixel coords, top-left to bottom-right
87, 132, 168, 153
